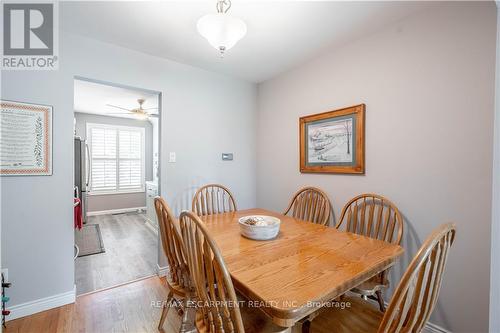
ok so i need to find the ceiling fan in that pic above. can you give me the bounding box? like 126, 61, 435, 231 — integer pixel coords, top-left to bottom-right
105, 98, 158, 119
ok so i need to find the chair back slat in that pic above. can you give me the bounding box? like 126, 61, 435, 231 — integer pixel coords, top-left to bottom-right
192, 184, 237, 216
154, 197, 189, 289
378, 223, 456, 333
283, 187, 332, 226
180, 211, 244, 333
337, 194, 403, 244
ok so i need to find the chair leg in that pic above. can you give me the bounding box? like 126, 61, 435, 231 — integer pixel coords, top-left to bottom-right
179, 297, 191, 333
301, 319, 311, 333
158, 290, 174, 330
375, 290, 385, 312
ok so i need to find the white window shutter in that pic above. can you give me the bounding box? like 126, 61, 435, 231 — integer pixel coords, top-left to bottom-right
119, 160, 142, 190
88, 124, 145, 194
91, 159, 117, 191
89, 127, 117, 192
118, 129, 143, 191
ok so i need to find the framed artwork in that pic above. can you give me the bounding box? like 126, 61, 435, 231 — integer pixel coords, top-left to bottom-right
0, 100, 53, 176
300, 104, 365, 174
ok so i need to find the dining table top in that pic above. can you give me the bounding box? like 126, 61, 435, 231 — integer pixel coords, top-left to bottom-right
199, 208, 404, 327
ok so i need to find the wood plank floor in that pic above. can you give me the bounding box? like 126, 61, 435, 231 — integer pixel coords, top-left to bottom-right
5, 277, 180, 333
5, 276, 304, 333
75, 212, 158, 295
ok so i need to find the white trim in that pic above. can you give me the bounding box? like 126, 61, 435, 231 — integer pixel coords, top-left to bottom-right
422, 322, 452, 333
157, 264, 168, 277
382, 301, 451, 333
145, 218, 158, 235
87, 206, 146, 216
7, 285, 76, 321
88, 189, 145, 196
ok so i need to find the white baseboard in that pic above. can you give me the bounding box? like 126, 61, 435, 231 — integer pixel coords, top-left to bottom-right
422, 322, 452, 333
87, 207, 146, 216
157, 263, 168, 277
145, 218, 158, 235
7, 285, 76, 321
383, 302, 450, 333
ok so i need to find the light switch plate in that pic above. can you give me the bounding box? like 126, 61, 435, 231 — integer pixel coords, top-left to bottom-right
169, 152, 176, 163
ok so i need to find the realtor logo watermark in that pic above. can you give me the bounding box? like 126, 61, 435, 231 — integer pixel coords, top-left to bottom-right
1, 1, 59, 70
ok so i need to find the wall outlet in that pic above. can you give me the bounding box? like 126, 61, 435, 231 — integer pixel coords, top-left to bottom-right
1, 269, 8, 282
169, 152, 176, 163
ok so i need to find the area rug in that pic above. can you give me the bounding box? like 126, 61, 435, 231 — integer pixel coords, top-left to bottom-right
75, 224, 105, 257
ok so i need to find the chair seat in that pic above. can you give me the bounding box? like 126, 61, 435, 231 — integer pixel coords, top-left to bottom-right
195, 303, 289, 333
165, 274, 188, 298
351, 274, 389, 296
310, 296, 383, 333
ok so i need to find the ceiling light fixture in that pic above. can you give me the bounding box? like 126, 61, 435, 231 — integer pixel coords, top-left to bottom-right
197, 0, 247, 57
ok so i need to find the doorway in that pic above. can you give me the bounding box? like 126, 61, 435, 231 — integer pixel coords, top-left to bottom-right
73, 77, 162, 295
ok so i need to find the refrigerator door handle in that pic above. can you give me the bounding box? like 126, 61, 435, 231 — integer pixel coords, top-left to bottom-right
85, 143, 91, 189
82, 191, 88, 224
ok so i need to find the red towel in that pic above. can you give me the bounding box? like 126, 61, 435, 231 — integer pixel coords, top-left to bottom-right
74, 198, 82, 230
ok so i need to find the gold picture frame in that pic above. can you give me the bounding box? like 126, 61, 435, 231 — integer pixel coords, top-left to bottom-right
300, 104, 365, 174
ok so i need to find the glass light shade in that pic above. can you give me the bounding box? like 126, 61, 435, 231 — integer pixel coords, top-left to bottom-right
197, 13, 247, 53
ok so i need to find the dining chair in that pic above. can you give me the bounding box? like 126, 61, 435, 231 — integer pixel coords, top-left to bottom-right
308, 223, 456, 333
336, 193, 403, 311
179, 210, 289, 333
192, 184, 237, 217
154, 197, 192, 332
283, 186, 332, 226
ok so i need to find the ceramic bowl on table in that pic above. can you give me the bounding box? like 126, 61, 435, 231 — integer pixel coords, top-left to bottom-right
238, 215, 281, 240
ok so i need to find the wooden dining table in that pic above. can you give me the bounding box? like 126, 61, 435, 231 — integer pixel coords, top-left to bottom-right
199, 208, 404, 328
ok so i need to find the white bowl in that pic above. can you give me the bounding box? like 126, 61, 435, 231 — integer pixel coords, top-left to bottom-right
238, 215, 281, 240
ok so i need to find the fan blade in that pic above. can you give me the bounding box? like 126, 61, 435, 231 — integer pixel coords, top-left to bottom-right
143, 107, 158, 110
105, 104, 132, 111
147, 114, 159, 117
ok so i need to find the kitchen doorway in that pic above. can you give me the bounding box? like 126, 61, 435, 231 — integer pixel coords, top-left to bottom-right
73, 77, 162, 295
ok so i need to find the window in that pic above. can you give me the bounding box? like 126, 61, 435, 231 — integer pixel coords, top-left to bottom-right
87, 123, 145, 194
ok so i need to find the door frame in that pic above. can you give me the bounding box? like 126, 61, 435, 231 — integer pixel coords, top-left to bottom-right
73, 75, 164, 287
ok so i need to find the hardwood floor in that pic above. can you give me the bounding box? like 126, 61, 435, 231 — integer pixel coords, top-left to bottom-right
5, 276, 305, 333
5, 276, 180, 333
75, 212, 158, 295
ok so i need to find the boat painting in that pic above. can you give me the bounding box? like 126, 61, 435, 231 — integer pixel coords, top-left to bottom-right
307, 118, 353, 164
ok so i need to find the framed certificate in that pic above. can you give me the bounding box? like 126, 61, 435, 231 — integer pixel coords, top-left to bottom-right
0, 100, 52, 176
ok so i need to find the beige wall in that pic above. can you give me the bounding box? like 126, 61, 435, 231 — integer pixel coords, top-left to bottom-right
490, 2, 500, 332
256, 3, 496, 332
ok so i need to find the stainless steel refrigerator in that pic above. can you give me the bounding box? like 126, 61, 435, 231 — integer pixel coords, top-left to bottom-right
74, 137, 89, 224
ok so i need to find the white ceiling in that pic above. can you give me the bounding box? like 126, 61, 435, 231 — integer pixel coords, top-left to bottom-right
74, 79, 159, 119
61, 1, 431, 83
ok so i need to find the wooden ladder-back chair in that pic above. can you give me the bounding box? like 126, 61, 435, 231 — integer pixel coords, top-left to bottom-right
179, 211, 289, 333
309, 223, 456, 333
154, 197, 192, 332
283, 187, 332, 226
192, 184, 237, 217
336, 194, 404, 311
